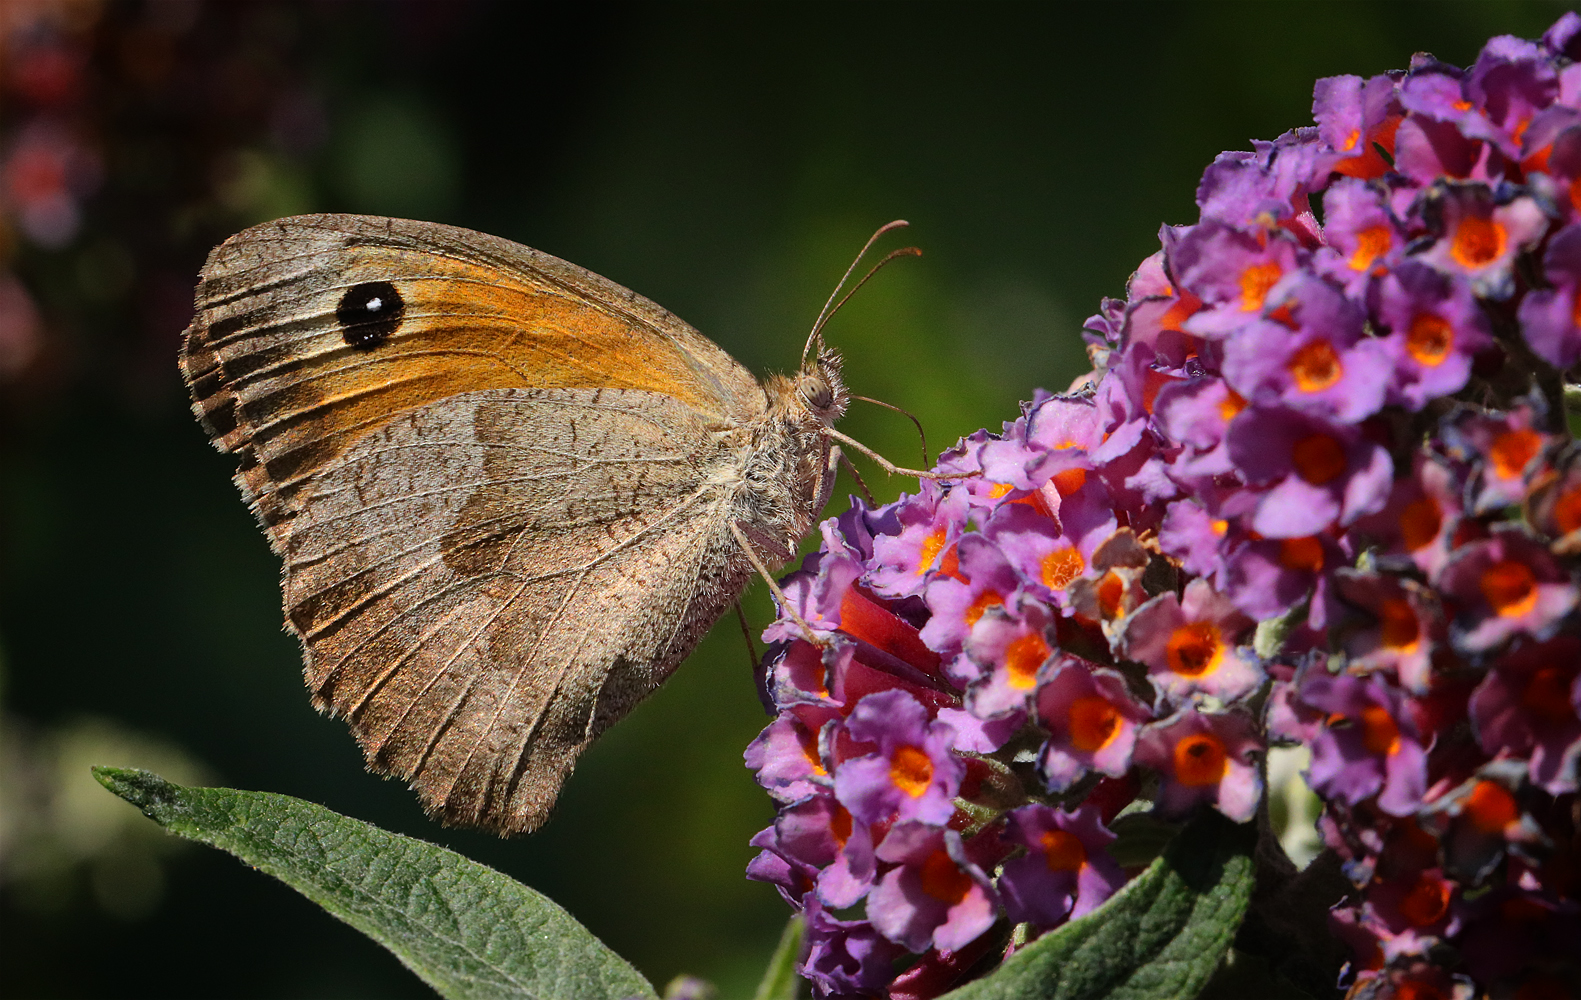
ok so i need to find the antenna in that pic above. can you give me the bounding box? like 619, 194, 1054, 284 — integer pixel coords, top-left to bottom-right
801, 220, 915, 365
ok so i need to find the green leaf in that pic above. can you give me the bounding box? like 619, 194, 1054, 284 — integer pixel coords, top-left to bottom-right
940, 809, 1257, 1000
751, 915, 806, 1000
93, 767, 657, 1000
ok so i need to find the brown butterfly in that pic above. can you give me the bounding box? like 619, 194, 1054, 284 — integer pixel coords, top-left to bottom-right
181, 214, 918, 835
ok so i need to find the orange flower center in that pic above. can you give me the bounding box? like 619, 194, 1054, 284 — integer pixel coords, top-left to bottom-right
1523, 666, 1578, 724
1348, 225, 1392, 271
1463, 780, 1517, 835
1394, 979, 1448, 1000
1042, 546, 1085, 591
1004, 631, 1051, 690
1377, 597, 1420, 651
1399, 497, 1443, 552
1553, 484, 1581, 535
1288, 339, 1344, 393
1068, 695, 1122, 752
1406, 313, 1453, 366
920, 848, 973, 904
1240, 261, 1283, 312
1096, 570, 1125, 619
1359, 704, 1402, 756
1480, 560, 1538, 618
965, 589, 1004, 625
1218, 387, 1248, 422
1173, 732, 1228, 786
1039, 829, 1087, 872
918, 526, 948, 574
1398, 871, 1452, 927
1166, 621, 1223, 677
1490, 428, 1542, 481
1050, 467, 1088, 496
1450, 214, 1506, 268
1291, 432, 1347, 485
1279, 536, 1326, 573
798, 727, 828, 777
988, 482, 1015, 499
890, 745, 934, 798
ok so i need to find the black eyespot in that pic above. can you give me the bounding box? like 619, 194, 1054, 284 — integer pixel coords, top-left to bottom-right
336, 281, 404, 351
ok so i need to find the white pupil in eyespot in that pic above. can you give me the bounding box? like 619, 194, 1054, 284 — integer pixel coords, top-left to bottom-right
365, 297, 382, 311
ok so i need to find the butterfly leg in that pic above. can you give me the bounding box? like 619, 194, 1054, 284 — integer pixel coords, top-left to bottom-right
727, 520, 822, 641
836, 447, 878, 506
732, 601, 761, 674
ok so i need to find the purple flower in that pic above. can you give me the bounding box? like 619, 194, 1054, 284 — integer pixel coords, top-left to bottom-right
1220, 531, 1346, 623
1220, 275, 1391, 423
1412, 183, 1547, 300
833, 689, 963, 827
1441, 404, 1553, 513
866, 822, 999, 953
998, 803, 1125, 928
1172, 221, 1308, 338
982, 492, 1116, 607
1226, 406, 1393, 538
959, 595, 1055, 719
1312, 177, 1404, 293
1312, 73, 1402, 182
746, 712, 832, 803
1468, 635, 1581, 794
1035, 656, 1152, 791
1435, 526, 1578, 653
746, 825, 818, 908
1331, 570, 1445, 694
1133, 707, 1263, 821
1120, 578, 1262, 708
1350, 451, 1463, 579
1154, 375, 1242, 480
1302, 673, 1427, 816
1518, 221, 1581, 368
919, 534, 1021, 662
868, 486, 969, 600
773, 792, 878, 909
1374, 262, 1493, 410
1418, 762, 1548, 882
801, 897, 907, 997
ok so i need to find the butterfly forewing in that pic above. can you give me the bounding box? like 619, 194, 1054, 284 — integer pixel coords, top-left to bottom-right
180, 215, 774, 833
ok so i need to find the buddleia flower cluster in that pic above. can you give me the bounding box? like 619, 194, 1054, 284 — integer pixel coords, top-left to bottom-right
745, 14, 1581, 1000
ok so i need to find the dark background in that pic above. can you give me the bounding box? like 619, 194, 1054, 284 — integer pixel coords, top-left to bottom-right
0, 2, 1566, 997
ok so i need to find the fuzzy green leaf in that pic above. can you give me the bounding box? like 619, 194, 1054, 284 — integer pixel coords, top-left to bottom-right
93, 767, 656, 1000
940, 809, 1256, 1000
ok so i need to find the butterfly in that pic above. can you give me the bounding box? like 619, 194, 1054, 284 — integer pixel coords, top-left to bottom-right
180, 214, 920, 835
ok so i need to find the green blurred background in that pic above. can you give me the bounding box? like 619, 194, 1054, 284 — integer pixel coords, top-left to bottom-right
0, 2, 1567, 997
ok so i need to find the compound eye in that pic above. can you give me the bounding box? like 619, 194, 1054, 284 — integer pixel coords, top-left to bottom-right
803, 377, 834, 410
